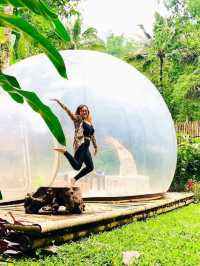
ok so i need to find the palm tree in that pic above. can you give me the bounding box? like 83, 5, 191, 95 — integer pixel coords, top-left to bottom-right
64, 14, 105, 51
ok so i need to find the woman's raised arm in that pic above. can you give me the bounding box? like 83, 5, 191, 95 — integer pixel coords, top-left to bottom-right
51, 99, 81, 122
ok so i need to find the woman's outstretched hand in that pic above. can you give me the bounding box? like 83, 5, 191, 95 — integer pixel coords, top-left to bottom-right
50, 98, 60, 103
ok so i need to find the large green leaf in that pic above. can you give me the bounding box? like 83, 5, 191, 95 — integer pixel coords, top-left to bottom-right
0, 0, 71, 41
0, 74, 24, 103
52, 18, 71, 42
0, 13, 67, 78
0, 73, 66, 145
2, 73, 22, 88
0, 0, 23, 6
19, 90, 66, 146
20, 0, 70, 41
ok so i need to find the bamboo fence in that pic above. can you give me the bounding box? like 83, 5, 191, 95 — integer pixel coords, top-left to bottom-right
175, 121, 200, 138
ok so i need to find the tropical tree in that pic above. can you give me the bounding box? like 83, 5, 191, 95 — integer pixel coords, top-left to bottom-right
127, 0, 200, 121
64, 14, 105, 50
105, 33, 137, 59
0, 0, 72, 145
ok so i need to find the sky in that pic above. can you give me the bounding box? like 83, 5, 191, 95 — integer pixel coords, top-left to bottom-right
79, 0, 168, 40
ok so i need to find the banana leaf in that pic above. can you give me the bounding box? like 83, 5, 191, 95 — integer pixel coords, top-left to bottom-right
0, 73, 66, 146
0, 74, 24, 103
0, 0, 70, 41
0, 13, 67, 78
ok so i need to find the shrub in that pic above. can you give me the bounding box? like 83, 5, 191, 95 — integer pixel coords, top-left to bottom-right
170, 136, 200, 191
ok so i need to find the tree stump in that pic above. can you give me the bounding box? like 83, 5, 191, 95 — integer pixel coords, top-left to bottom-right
24, 187, 85, 214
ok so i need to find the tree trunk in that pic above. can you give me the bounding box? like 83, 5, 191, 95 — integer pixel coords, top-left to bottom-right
157, 49, 165, 92
0, 5, 13, 71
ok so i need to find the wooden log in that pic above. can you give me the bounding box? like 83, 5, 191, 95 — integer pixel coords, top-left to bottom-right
24, 187, 85, 215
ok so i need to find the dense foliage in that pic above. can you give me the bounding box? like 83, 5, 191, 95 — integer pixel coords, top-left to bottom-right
128, 0, 200, 121
170, 136, 200, 191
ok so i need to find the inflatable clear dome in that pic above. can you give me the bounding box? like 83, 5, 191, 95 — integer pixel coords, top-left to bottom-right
0, 50, 177, 201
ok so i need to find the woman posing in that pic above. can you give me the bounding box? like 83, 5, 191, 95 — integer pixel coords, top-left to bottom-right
51, 99, 98, 186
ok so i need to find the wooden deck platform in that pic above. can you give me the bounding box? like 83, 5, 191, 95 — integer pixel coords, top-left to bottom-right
0, 192, 194, 250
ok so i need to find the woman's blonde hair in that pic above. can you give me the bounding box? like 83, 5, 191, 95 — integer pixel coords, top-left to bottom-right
75, 104, 93, 123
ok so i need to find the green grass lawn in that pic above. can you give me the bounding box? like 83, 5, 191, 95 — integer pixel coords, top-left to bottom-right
13, 203, 200, 266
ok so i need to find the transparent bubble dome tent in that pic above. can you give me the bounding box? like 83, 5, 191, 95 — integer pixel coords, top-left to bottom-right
0, 50, 177, 201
